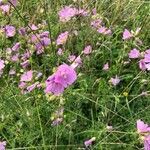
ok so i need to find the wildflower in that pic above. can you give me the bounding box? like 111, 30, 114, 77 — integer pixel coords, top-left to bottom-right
26, 82, 39, 92
51, 118, 63, 126
77, 9, 89, 16
20, 70, 33, 82
0, 141, 6, 150
5, 25, 16, 37
97, 26, 111, 35
103, 62, 109, 71
11, 53, 19, 62
18, 82, 26, 89
144, 135, 150, 150
109, 76, 120, 86
92, 8, 97, 15
56, 31, 69, 45
123, 29, 133, 40
12, 42, 20, 52
58, 6, 77, 22
18, 27, 26, 36
91, 19, 102, 28
57, 48, 63, 55
29, 24, 38, 31
128, 48, 140, 59
139, 59, 146, 71
83, 45, 92, 55
45, 64, 77, 95
137, 120, 150, 133
0, 4, 10, 14
9, 69, 16, 75
71, 56, 82, 69
10, 0, 18, 6
68, 55, 76, 63
45, 74, 65, 95
0, 59, 5, 71
84, 137, 96, 147
20, 60, 30, 69
144, 52, 150, 63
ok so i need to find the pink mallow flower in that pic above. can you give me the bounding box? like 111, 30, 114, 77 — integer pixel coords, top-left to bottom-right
137, 119, 150, 133
144, 135, 150, 150
20, 70, 33, 82
84, 137, 96, 147
45, 64, 77, 95
12, 42, 20, 52
103, 62, 109, 71
139, 59, 146, 71
56, 31, 69, 45
97, 26, 111, 35
58, 6, 78, 22
83, 45, 92, 55
0, 4, 10, 14
128, 48, 140, 59
123, 29, 133, 40
5, 25, 16, 37
109, 76, 120, 86
0, 141, 6, 150
0, 59, 5, 71
91, 19, 102, 28
10, 0, 18, 6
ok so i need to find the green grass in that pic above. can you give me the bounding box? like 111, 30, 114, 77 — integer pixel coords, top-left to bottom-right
0, 0, 150, 149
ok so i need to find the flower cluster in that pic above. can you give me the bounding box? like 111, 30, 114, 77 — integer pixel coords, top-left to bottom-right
58, 6, 88, 22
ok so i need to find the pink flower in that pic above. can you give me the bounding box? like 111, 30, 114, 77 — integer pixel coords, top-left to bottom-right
20, 60, 30, 69
57, 48, 63, 55
145, 63, 150, 71
10, 0, 18, 6
68, 55, 76, 63
56, 31, 69, 45
54, 64, 77, 87
20, 70, 33, 82
11, 53, 19, 62
45, 64, 77, 95
0, 59, 5, 71
9, 69, 16, 75
92, 8, 97, 15
77, 9, 88, 16
51, 118, 63, 126
12, 42, 20, 51
0, 4, 10, 13
71, 56, 82, 69
123, 29, 133, 40
137, 120, 150, 133
45, 74, 65, 95
83, 45, 92, 55
0, 141, 6, 150
5, 25, 16, 37
29, 24, 38, 31
97, 26, 111, 35
84, 137, 96, 147
26, 82, 39, 92
128, 48, 140, 59
18, 82, 26, 89
18, 27, 26, 36
103, 63, 109, 71
139, 59, 146, 71
144, 135, 150, 150
58, 6, 78, 22
91, 19, 102, 28
110, 76, 120, 86
144, 52, 150, 63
